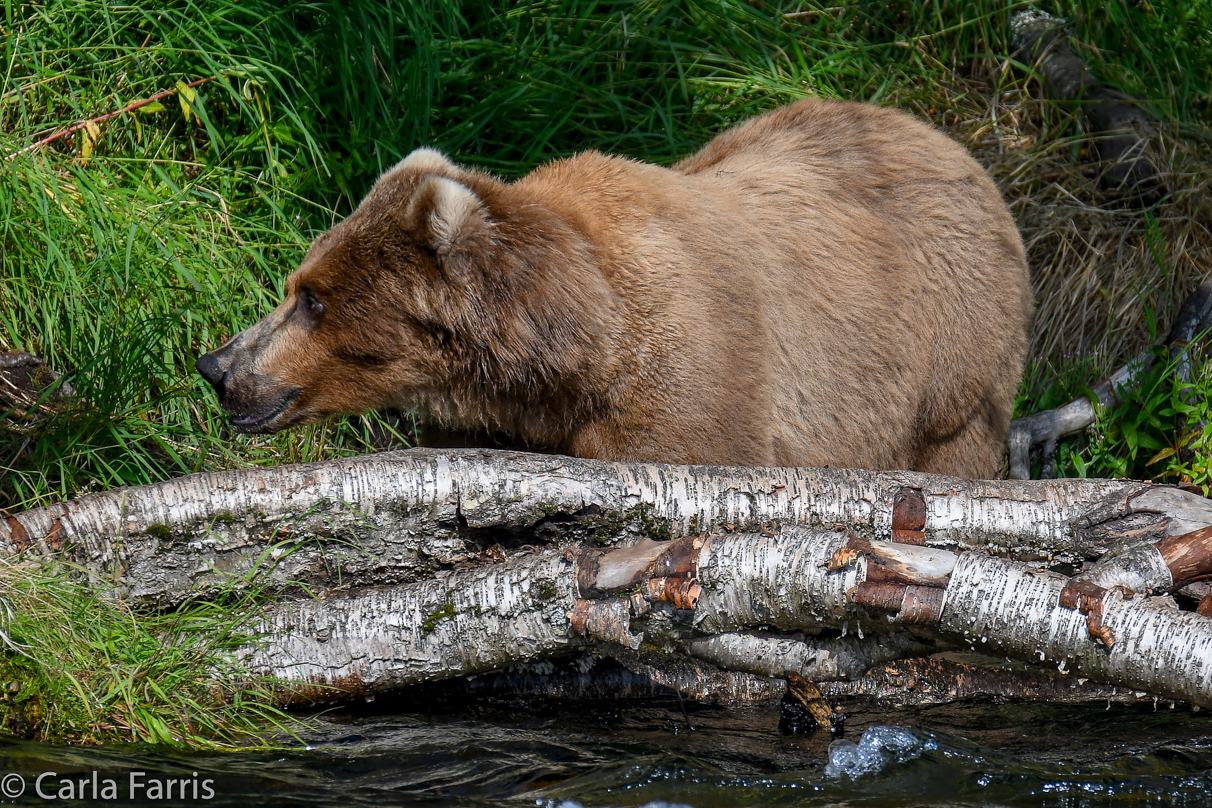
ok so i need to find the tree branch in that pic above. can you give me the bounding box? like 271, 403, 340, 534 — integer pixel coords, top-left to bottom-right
1011, 10, 1165, 203
4, 76, 215, 161
1009, 276, 1212, 480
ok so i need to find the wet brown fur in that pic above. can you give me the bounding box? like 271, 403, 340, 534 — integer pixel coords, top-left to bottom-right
200, 98, 1032, 478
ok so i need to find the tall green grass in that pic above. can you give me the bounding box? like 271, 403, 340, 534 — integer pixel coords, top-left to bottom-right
0, 555, 299, 745
2, 1, 1210, 510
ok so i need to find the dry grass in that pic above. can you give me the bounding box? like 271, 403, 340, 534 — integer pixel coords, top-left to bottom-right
906, 58, 1212, 382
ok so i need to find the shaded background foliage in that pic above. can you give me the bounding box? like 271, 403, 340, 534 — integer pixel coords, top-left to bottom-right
1, 0, 1210, 508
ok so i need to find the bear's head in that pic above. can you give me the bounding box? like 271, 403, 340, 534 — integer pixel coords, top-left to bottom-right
195, 149, 614, 436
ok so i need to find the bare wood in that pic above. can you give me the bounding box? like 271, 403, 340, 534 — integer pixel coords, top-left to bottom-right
1074, 540, 1172, 594
784, 675, 840, 732
844, 537, 958, 586
577, 536, 699, 597
1008, 359, 1144, 480
1131, 486, 1212, 536
1155, 525, 1212, 586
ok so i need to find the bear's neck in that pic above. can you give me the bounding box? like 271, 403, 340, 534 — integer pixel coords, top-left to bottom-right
428, 193, 624, 450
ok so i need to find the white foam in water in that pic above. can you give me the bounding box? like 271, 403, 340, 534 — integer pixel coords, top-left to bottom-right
825, 725, 936, 780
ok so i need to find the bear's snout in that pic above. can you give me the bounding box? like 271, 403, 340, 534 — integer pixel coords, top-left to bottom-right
195, 325, 307, 433
195, 351, 227, 398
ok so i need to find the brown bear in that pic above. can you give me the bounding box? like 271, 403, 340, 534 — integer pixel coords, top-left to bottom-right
196, 98, 1032, 478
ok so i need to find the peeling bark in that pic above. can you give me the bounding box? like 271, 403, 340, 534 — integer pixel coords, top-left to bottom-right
242, 518, 1212, 708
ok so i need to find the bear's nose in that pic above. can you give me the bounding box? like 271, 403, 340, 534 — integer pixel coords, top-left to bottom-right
195, 352, 228, 398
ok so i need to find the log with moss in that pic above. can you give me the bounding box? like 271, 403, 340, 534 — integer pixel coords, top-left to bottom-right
1011, 9, 1166, 204
3, 449, 1212, 713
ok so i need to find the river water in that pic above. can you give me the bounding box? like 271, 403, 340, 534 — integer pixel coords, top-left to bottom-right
0, 694, 1209, 807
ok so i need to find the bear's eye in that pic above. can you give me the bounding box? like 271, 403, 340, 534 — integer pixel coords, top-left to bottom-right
298, 288, 326, 321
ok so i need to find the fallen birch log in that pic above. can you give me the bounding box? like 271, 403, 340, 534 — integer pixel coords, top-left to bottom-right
4, 450, 1212, 707
5, 448, 1212, 602
246, 521, 1212, 705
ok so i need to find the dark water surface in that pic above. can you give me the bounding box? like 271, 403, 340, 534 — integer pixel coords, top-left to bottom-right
1, 698, 1210, 807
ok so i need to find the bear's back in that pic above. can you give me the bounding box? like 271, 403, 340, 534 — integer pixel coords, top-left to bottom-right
672, 99, 1032, 475
510, 98, 1030, 476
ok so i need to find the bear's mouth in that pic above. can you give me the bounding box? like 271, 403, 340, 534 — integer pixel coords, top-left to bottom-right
227, 388, 303, 433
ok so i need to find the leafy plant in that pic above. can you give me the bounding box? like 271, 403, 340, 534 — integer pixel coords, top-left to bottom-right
1033, 341, 1212, 491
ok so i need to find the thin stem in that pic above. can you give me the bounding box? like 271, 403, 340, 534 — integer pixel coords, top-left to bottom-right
4, 75, 215, 161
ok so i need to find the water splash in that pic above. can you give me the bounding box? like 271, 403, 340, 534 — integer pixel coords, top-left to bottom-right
825, 726, 937, 779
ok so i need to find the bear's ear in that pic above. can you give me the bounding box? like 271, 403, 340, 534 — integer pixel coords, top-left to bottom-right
409, 176, 492, 262
390, 147, 457, 177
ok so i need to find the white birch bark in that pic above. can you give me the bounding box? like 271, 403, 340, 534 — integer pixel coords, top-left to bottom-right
246, 550, 579, 700
939, 553, 1212, 707
692, 528, 866, 634
683, 632, 932, 682
5, 449, 1212, 708
4, 449, 1201, 606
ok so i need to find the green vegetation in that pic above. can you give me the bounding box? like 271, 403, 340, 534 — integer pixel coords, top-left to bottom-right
1, 0, 1210, 508
420, 600, 456, 636
0, 0, 1210, 745
0, 558, 294, 745
1020, 342, 1212, 484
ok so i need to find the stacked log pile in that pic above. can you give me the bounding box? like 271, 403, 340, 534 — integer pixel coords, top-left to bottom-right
3, 449, 1210, 713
